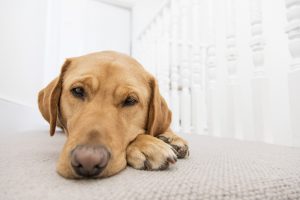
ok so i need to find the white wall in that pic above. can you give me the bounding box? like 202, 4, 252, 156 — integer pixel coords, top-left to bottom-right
0, 0, 131, 107
0, 0, 47, 107
44, 0, 131, 84
85, 0, 131, 54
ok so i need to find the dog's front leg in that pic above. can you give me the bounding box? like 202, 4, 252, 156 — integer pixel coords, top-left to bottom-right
126, 134, 177, 170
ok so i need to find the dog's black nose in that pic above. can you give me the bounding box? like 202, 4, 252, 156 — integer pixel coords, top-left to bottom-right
71, 145, 110, 177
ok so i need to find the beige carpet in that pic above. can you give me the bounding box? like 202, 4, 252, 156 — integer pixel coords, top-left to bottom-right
1, 129, 300, 200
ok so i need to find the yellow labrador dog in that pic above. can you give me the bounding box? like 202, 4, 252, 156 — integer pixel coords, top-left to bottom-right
38, 51, 189, 179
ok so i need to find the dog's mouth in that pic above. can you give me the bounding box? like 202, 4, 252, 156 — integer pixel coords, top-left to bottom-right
70, 145, 111, 178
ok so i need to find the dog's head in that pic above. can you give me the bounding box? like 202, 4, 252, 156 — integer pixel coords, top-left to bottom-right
38, 51, 171, 178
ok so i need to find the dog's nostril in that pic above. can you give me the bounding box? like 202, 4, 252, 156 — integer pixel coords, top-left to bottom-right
95, 164, 101, 169
71, 145, 110, 178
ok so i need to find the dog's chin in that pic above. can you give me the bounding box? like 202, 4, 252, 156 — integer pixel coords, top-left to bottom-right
56, 161, 101, 179
56, 167, 123, 179
56, 160, 127, 179
56, 164, 100, 179
56, 163, 76, 179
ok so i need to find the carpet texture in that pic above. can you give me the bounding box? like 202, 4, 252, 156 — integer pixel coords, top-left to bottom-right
1, 131, 300, 200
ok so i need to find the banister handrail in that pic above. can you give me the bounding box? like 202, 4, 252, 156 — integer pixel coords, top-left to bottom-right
137, 0, 171, 40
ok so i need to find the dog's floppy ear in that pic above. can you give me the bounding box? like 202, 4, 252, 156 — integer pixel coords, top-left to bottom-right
38, 60, 71, 136
146, 77, 172, 136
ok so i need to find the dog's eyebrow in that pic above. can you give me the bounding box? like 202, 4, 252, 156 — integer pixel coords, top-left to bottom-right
114, 85, 145, 105
71, 75, 99, 92
114, 85, 137, 97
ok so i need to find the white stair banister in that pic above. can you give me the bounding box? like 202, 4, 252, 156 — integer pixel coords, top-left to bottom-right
132, 0, 300, 146
156, 11, 167, 103
250, 0, 272, 143
179, 0, 191, 134
206, 45, 218, 137
285, 0, 300, 146
170, 0, 180, 132
206, 0, 219, 137
143, 29, 152, 73
149, 24, 156, 76
191, 0, 205, 135
161, 7, 171, 104
225, 0, 244, 139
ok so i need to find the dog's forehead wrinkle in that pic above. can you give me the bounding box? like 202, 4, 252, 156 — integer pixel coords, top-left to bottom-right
68, 55, 149, 88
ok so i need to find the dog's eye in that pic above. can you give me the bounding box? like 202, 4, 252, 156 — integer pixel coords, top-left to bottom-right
123, 96, 138, 107
71, 87, 85, 99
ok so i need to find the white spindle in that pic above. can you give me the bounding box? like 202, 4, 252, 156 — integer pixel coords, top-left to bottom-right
156, 15, 163, 89
191, 0, 204, 135
139, 30, 150, 70
226, 0, 238, 79
250, 0, 272, 143
285, 0, 300, 146
153, 20, 160, 77
179, 0, 191, 134
206, 0, 218, 137
147, 25, 155, 75
156, 14, 164, 85
138, 35, 145, 66
206, 45, 219, 137
143, 29, 151, 72
250, 0, 264, 77
225, 0, 243, 139
170, 0, 180, 132
161, 7, 171, 104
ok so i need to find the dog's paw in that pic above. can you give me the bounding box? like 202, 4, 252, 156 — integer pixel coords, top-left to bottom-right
126, 134, 177, 170
157, 133, 189, 159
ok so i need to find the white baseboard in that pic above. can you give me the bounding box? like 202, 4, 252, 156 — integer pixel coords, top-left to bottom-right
0, 95, 34, 108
